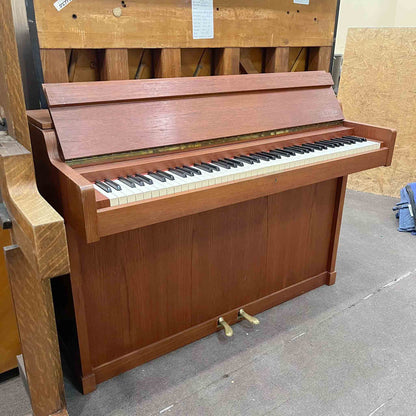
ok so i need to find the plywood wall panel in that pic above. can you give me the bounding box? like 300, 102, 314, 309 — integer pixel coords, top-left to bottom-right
338, 28, 416, 197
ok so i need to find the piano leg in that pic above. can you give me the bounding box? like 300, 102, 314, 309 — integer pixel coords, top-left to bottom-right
327, 176, 348, 286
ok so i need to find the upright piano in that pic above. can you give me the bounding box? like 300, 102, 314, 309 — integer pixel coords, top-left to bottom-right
28, 71, 396, 394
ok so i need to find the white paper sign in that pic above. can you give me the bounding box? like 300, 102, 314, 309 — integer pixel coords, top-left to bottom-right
54, 0, 74, 11
192, 0, 214, 40
294, 0, 310, 4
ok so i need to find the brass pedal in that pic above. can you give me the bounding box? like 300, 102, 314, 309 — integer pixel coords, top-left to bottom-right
238, 309, 260, 325
218, 317, 233, 337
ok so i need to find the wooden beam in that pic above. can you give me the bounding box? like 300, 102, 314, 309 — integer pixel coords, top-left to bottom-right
32, 0, 339, 49
5, 245, 68, 416
40, 49, 69, 83
265, 47, 290, 72
153, 49, 181, 78
240, 49, 258, 74
98, 49, 129, 80
215, 48, 240, 75
308, 46, 332, 72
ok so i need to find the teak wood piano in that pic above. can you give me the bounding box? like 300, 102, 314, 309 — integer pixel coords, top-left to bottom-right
27, 72, 396, 394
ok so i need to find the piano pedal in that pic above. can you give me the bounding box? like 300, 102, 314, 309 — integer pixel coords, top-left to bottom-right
238, 309, 260, 325
218, 317, 233, 337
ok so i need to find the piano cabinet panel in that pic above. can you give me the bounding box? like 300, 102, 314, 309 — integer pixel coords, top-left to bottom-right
266, 179, 338, 291
62, 178, 340, 391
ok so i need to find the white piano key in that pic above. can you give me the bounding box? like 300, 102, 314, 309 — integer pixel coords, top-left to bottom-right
94, 184, 119, 206
95, 139, 381, 207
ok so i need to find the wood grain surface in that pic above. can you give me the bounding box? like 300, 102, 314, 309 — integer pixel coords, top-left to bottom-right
43, 72, 341, 161
0, 136, 69, 278
33, 0, 338, 49
5, 245, 67, 416
338, 28, 412, 196
0, 0, 31, 149
56, 181, 338, 388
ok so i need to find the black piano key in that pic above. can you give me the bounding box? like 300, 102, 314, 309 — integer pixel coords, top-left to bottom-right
135, 174, 153, 184
194, 163, 213, 173
95, 181, 112, 193
156, 170, 175, 180
219, 158, 238, 168
270, 149, 291, 157
334, 137, 355, 144
328, 138, 346, 146
148, 172, 166, 182
127, 175, 145, 186
251, 153, 270, 161
104, 179, 122, 191
238, 155, 259, 164
266, 151, 281, 159
211, 160, 231, 169
201, 162, 220, 171
225, 157, 244, 166
169, 168, 187, 178
304, 143, 326, 150
341, 136, 359, 143
293, 145, 312, 152
277, 148, 296, 156
291, 145, 310, 153
247, 154, 261, 162
258, 151, 276, 160
182, 165, 202, 175
284, 146, 305, 154
344, 135, 366, 142
118, 177, 136, 188
176, 167, 193, 176
234, 156, 253, 165
326, 139, 345, 146
299, 144, 316, 152
314, 140, 337, 148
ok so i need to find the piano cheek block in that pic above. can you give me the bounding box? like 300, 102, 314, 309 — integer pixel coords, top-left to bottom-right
27, 71, 395, 392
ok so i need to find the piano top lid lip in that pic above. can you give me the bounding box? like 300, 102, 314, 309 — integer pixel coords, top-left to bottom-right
43, 72, 343, 162
43, 71, 334, 108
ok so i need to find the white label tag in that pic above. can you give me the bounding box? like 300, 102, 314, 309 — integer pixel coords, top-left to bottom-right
294, 0, 310, 4
192, 0, 214, 40
54, 0, 73, 11
409, 203, 414, 218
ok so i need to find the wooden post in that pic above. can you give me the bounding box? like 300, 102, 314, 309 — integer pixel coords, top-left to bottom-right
308, 46, 332, 72
40, 49, 69, 83
153, 49, 182, 78
265, 47, 290, 72
99, 48, 129, 80
0, 0, 32, 149
1, 1, 70, 414
214, 48, 240, 75
5, 245, 68, 416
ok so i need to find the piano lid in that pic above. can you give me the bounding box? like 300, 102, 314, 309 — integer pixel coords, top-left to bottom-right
43, 71, 343, 162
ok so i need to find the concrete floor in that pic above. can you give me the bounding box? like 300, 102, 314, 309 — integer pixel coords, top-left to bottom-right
2, 190, 416, 416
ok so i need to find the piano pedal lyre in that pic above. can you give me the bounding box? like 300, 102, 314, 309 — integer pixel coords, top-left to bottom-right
218, 317, 233, 337
238, 309, 260, 325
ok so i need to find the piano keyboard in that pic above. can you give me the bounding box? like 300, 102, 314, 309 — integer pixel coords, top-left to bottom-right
94, 136, 380, 207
